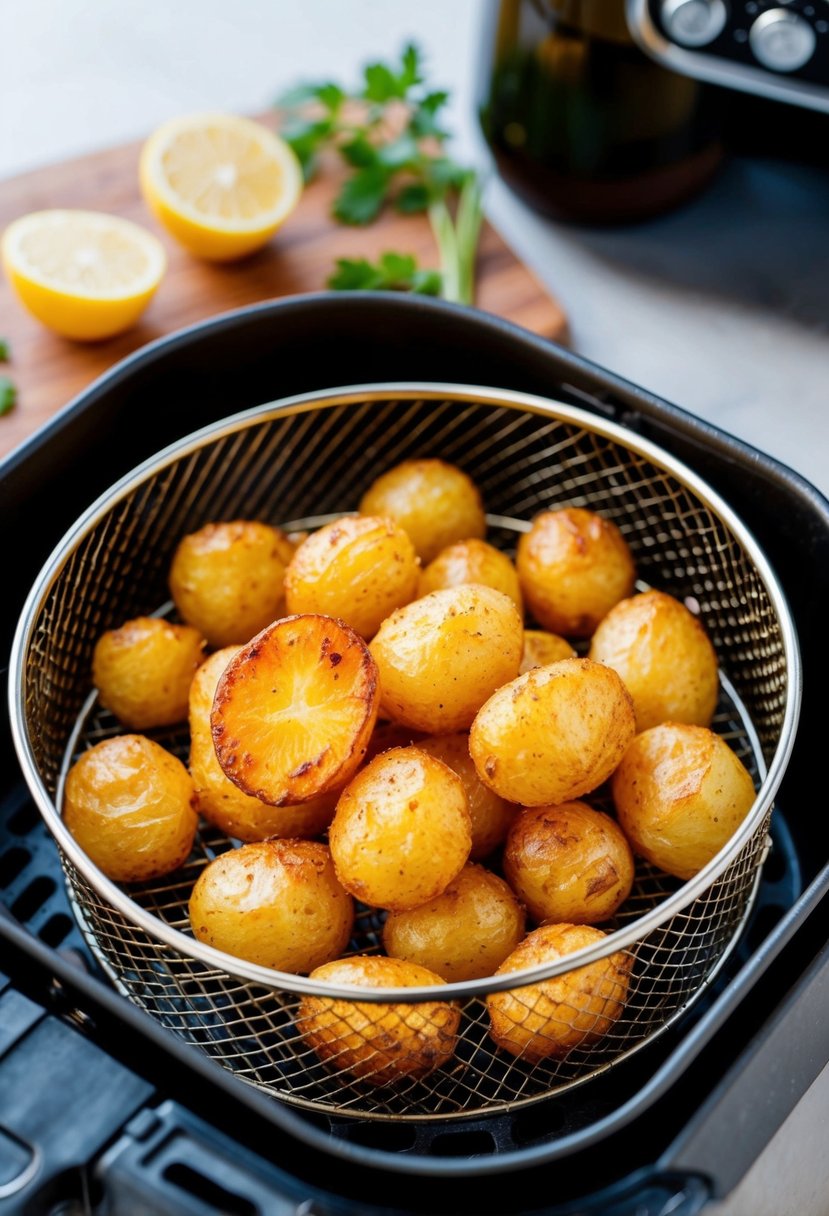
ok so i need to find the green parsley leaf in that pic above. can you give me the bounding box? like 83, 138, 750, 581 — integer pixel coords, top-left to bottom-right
333, 165, 392, 225
0, 376, 17, 417
328, 252, 441, 294
0, 338, 9, 362
340, 135, 379, 169
399, 44, 423, 90
409, 90, 449, 138
281, 116, 336, 179
276, 82, 344, 113
362, 62, 401, 103
395, 183, 431, 214
376, 134, 419, 171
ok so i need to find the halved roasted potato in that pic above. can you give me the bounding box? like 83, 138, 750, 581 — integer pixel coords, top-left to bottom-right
189, 648, 337, 841
212, 614, 379, 806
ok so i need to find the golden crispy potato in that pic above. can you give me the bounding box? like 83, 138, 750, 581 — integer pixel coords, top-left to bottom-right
612, 723, 756, 879
415, 732, 517, 860
285, 515, 419, 640
470, 658, 635, 807
418, 539, 521, 612
383, 864, 526, 981
520, 629, 576, 674
63, 735, 197, 883
169, 520, 291, 647
189, 648, 337, 841
212, 615, 379, 806
370, 586, 523, 734
504, 801, 634, 924
189, 839, 353, 973
516, 508, 635, 638
359, 459, 485, 564
487, 924, 632, 1062
298, 955, 460, 1085
589, 590, 719, 731
328, 747, 471, 911
92, 616, 205, 730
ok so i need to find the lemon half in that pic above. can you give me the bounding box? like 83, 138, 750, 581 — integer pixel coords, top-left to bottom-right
140, 113, 303, 261
2, 210, 166, 341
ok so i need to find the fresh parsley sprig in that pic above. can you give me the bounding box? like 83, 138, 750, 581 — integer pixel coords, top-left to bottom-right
0, 376, 16, 417
278, 44, 484, 305
328, 252, 441, 295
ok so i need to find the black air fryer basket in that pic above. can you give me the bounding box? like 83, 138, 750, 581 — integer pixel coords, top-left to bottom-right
1, 294, 828, 1216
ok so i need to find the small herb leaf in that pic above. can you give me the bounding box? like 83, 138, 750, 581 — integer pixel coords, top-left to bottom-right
0, 338, 9, 362
333, 166, 392, 225
0, 376, 17, 417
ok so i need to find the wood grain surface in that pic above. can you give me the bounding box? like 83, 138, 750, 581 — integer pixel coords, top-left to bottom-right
0, 123, 567, 460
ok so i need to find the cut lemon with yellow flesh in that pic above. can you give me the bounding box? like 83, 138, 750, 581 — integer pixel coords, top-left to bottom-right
140, 113, 303, 261
1, 210, 166, 341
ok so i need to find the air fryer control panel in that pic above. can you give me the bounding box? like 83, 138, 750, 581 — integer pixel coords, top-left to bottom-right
626, 0, 829, 111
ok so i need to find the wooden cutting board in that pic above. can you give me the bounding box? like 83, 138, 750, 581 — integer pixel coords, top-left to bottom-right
0, 122, 568, 461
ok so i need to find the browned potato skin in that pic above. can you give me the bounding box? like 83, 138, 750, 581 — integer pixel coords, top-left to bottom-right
504, 801, 634, 925
517, 508, 635, 638
589, 590, 719, 732
362, 720, 424, 766
92, 616, 205, 729
520, 629, 576, 674
612, 723, 756, 879
328, 747, 472, 911
370, 585, 523, 734
285, 515, 419, 640
298, 955, 460, 1085
470, 658, 636, 807
169, 520, 291, 647
416, 733, 517, 860
359, 459, 486, 564
383, 863, 526, 981
188, 839, 354, 973
189, 648, 337, 841
63, 735, 198, 883
418, 539, 521, 612
487, 924, 632, 1062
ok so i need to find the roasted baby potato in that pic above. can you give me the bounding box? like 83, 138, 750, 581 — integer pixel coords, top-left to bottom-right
63, 734, 198, 883
328, 746, 472, 911
189, 839, 353, 973
612, 722, 756, 879
415, 732, 517, 860
297, 955, 460, 1085
589, 590, 719, 731
418, 539, 522, 612
487, 923, 632, 1062
504, 801, 634, 925
92, 616, 205, 729
516, 508, 635, 638
370, 586, 523, 734
212, 614, 379, 806
470, 658, 635, 807
383, 863, 526, 982
169, 520, 291, 647
285, 515, 419, 640
519, 629, 576, 674
359, 459, 486, 564
189, 648, 337, 841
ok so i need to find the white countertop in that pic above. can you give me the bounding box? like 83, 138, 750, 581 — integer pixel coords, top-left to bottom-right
4, 0, 828, 498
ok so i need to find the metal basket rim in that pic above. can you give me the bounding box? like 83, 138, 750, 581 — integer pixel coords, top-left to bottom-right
8, 382, 802, 1002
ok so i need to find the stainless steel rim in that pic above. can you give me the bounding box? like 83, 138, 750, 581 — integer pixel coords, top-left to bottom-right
9, 382, 802, 1003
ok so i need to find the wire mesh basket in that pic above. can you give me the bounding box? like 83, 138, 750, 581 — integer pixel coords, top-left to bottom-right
10, 384, 800, 1122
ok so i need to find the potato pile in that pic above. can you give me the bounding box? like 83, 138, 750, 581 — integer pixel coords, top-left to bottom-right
63, 456, 758, 1087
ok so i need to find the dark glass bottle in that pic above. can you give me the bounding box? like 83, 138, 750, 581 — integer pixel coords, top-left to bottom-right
479, 0, 724, 223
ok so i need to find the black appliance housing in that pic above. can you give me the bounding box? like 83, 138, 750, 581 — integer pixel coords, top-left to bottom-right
1, 294, 828, 1216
